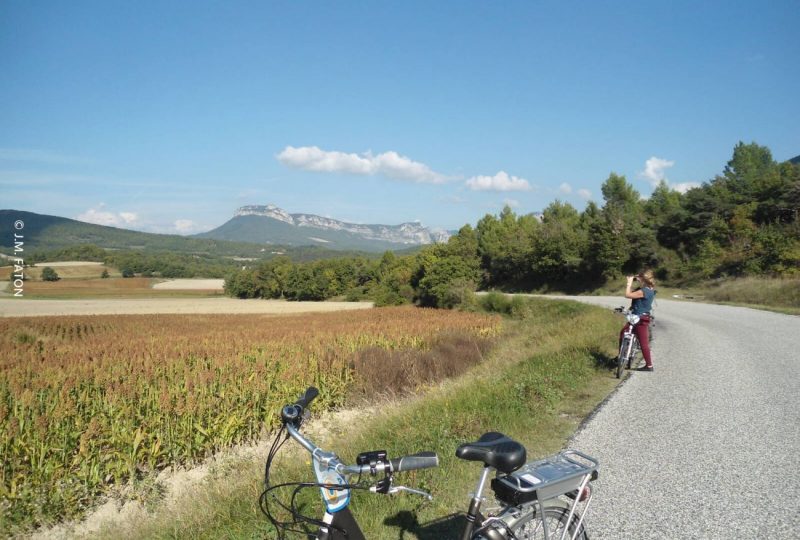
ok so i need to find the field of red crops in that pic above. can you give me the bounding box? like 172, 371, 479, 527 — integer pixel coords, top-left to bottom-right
0, 306, 499, 531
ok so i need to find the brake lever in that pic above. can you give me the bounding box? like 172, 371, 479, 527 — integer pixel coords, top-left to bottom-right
387, 485, 433, 500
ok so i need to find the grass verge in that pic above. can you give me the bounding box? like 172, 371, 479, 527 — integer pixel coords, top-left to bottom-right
695, 277, 800, 314
499, 276, 800, 316
88, 298, 621, 540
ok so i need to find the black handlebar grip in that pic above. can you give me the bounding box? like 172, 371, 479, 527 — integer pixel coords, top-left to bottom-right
390, 452, 439, 472
294, 386, 319, 410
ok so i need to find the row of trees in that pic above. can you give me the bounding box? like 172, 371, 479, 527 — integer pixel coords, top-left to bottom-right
27, 245, 242, 279
225, 142, 798, 307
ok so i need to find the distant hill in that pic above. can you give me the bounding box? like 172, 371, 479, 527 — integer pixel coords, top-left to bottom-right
789, 154, 800, 165
196, 204, 450, 252
0, 209, 373, 261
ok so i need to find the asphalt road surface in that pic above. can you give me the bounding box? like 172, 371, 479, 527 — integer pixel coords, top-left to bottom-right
552, 297, 800, 538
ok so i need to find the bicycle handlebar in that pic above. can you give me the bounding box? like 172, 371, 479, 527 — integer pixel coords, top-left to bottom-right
281, 386, 320, 426
294, 386, 319, 410
390, 452, 439, 472
281, 390, 438, 478
339, 452, 439, 475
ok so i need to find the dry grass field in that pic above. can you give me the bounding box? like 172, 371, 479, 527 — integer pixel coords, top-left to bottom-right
151, 279, 225, 290
0, 307, 501, 533
0, 262, 113, 281
2, 277, 225, 299
0, 297, 375, 317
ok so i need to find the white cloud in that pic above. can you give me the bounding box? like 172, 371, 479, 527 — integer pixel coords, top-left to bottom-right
276, 145, 448, 184
559, 182, 573, 194
503, 198, 520, 208
76, 204, 138, 227
174, 219, 198, 233
577, 189, 592, 200
671, 182, 700, 194
640, 156, 675, 187
466, 171, 531, 192
119, 212, 138, 224
639, 156, 701, 194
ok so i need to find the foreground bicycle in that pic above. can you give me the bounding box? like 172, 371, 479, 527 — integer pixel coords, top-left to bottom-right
614, 307, 642, 378
260, 387, 599, 539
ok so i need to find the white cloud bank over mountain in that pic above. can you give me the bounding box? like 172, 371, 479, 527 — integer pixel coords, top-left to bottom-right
77, 204, 138, 227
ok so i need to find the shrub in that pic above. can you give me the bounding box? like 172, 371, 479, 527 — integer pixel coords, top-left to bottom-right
480, 291, 513, 314
440, 278, 478, 310
480, 293, 533, 318
40, 267, 59, 281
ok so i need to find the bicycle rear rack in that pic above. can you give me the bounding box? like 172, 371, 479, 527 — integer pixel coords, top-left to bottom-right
492, 450, 599, 540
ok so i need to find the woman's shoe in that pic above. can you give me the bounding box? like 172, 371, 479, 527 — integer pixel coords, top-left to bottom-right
635, 366, 654, 372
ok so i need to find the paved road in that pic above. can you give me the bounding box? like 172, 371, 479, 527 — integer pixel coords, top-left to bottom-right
559, 297, 800, 538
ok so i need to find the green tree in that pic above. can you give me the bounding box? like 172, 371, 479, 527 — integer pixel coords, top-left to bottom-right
224, 269, 261, 298
40, 267, 59, 281
585, 173, 659, 279
371, 252, 415, 306
721, 141, 776, 203
531, 200, 585, 285
413, 245, 480, 308
476, 206, 538, 287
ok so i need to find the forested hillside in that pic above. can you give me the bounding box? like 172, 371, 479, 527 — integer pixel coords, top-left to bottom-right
225, 142, 799, 306
0, 210, 380, 264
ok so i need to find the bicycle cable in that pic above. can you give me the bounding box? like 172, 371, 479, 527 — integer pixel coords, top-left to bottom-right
259, 423, 370, 538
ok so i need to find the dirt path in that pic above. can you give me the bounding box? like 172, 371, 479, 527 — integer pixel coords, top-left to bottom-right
0, 297, 373, 317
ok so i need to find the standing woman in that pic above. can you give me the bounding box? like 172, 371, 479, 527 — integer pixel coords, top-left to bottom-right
621, 269, 657, 371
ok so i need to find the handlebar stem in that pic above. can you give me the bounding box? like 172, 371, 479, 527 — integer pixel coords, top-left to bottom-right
286, 423, 319, 454
284, 417, 434, 477
286, 422, 368, 475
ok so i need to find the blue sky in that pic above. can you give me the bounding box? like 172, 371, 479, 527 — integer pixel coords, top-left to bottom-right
1, 1, 798, 234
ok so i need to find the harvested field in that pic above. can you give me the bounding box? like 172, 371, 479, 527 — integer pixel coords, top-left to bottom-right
0, 264, 113, 281
30, 261, 104, 267
0, 297, 374, 317
3, 277, 188, 299
152, 278, 225, 290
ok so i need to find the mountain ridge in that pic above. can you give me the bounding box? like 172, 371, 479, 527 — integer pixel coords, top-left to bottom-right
0, 209, 374, 260
196, 204, 451, 251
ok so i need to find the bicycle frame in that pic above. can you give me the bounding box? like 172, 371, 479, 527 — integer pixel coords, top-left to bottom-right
616, 309, 641, 375
621, 327, 638, 361
265, 388, 597, 540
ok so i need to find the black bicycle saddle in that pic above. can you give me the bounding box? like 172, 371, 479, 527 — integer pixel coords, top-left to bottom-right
455, 432, 527, 473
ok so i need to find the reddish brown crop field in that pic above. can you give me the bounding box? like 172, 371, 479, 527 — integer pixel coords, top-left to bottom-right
0, 306, 500, 531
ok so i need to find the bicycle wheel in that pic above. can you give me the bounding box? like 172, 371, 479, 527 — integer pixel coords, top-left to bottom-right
616, 338, 629, 378
626, 336, 638, 369
506, 505, 588, 540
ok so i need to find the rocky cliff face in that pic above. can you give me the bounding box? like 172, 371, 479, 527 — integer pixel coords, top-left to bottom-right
234, 205, 450, 245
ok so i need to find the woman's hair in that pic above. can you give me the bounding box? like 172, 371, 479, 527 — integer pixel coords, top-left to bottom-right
638, 269, 656, 288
